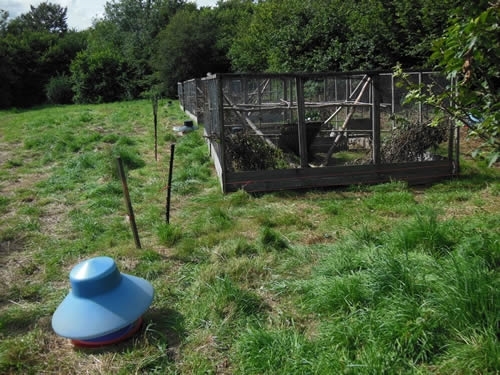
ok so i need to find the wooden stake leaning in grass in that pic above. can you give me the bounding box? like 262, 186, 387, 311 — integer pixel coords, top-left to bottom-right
152, 95, 159, 162
117, 157, 141, 249
166, 143, 176, 224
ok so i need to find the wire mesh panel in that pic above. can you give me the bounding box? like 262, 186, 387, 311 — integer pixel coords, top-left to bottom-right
177, 82, 184, 109
183, 71, 457, 193
180, 79, 200, 118
219, 74, 301, 172
381, 72, 452, 164
298, 74, 374, 166
202, 76, 223, 179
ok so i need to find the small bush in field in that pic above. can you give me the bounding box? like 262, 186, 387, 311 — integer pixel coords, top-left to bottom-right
45, 74, 74, 104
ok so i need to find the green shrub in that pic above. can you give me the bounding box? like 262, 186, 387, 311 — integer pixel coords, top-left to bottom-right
71, 49, 133, 104
45, 74, 74, 104
224, 131, 289, 171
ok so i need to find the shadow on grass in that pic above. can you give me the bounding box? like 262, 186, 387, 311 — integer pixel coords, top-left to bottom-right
145, 308, 186, 361
71, 307, 186, 360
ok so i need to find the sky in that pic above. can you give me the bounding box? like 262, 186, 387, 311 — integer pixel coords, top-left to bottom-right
0, 0, 219, 30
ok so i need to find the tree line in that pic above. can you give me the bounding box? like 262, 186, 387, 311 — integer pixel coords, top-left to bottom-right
0, 0, 498, 151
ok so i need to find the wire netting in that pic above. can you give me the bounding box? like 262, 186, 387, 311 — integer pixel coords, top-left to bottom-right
179, 71, 453, 175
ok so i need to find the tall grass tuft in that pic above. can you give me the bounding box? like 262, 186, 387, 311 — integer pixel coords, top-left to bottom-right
438, 327, 500, 373
233, 237, 259, 257
206, 207, 233, 231
234, 327, 316, 375
111, 144, 146, 170
227, 189, 252, 207
260, 226, 289, 251
300, 273, 372, 314
389, 210, 457, 256
369, 250, 435, 300
350, 224, 383, 246
157, 223, 183, 247
434, 253, 498, 331
182, 275, 265, 332
0, 195, 9, 214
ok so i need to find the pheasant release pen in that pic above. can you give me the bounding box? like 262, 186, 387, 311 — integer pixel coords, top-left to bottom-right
178, 71, 459, 193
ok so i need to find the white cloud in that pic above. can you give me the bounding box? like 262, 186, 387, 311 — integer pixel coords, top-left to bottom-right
196, 0, 218, 7
0, 0, 105, 30
0, 0, 219, 31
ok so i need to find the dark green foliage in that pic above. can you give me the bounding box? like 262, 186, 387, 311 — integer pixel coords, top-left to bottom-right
45, 74, 73, 104
71, 48, 134, 104
397, 2, 500, 163
0, 31, 58, 107
224, 132, 288, 171
228, 0, 462, 73
434, 2, 500, 156
81, 0, 190, 100
0, 0, 471, 108
381, 120, 448, 163
0, 10, 8, 33
13, 2, 68, 34
154, 7, 230, 97
82, 0, 171, 101
0, 4, 85, 108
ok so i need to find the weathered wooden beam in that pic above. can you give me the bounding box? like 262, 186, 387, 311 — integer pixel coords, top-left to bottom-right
296, 76, 308, 168
371, 74, 381, 166
224, 161, 453, 193
223, 101, 374, 113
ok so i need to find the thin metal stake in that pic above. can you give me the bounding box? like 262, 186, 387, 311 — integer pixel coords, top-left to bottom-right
152, 96, 159, 162
117, 157, 141, 249
166, 143, 176, 224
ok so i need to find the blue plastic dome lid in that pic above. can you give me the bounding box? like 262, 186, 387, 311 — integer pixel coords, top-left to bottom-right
51, 256, 154, 341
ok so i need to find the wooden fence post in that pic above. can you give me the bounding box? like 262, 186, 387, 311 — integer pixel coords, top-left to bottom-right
117, 157, 141, 249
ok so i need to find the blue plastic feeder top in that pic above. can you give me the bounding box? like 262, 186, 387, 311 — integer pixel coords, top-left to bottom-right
52, 256, 154, 341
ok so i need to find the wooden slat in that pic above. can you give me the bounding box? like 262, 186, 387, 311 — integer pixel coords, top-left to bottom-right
224, 161, 453, 192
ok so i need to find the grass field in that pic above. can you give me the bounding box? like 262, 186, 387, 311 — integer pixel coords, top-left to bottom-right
0, 100, 499, 374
